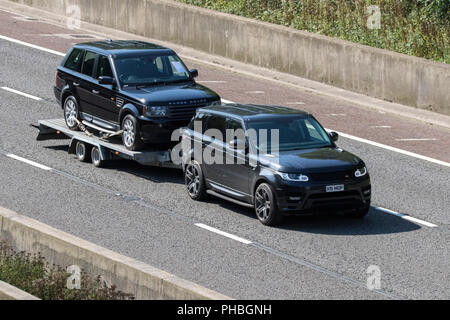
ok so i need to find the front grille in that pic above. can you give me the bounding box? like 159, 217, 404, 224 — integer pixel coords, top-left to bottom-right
168, 104, 208, 120
309, 170, 354, 182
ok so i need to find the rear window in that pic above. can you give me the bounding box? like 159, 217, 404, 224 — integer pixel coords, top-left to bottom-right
64, 48, 84, 72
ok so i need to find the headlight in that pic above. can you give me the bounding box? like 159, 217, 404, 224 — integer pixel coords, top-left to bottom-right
277, 172, 309, 182
354, 166, 367, 177
146, 106, 167, 117
209, 99, 221, 106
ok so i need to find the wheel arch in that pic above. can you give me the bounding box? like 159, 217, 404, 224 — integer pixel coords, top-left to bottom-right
119, 103, 140, 125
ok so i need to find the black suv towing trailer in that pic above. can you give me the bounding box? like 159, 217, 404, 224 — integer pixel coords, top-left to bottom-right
36, 118, 180, 169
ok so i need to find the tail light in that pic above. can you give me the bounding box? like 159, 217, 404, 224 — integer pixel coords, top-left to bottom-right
55, 71, 59, 87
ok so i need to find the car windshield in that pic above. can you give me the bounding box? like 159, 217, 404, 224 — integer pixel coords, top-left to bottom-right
114, 54, 191, 86
246, 116, 333, 152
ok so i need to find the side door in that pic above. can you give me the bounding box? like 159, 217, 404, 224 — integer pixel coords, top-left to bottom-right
90, 54, 119, 128
59, 48, 85, 104
77, 50, 99, 121
202, 114, 226, 186
220, 117, 251, 200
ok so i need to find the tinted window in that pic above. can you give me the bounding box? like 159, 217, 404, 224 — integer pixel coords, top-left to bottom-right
247, 116, 332, 152
114, 54, 191, 86
64, 48, 84, 72
205, 115, 226, 141
96, 55, 113, 78
81, 51, 96, 77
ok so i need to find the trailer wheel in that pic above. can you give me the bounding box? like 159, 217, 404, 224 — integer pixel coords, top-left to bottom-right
91, 147, 103, 168
75, 141, 91, 162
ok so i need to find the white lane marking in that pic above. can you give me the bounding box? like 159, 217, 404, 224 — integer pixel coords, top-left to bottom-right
195, 223, 252, 244
375, 207, 437, 228
245, 90, 265, 94
329, 113, 346, 116
1, 87, 42, 101
286, 102, 305, 105
331, 130, 450, 168
0, 34, 65, 56
395, 138, 438, 141
1, 35, 449, 168
370, 125, 392, 128
6, 154, 52, 171
197, 80, 227, 83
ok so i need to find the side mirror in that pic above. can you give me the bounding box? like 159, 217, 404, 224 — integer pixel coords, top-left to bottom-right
329, 131, 339, 142
98, 76, 115, 85
189, 69, 198, 78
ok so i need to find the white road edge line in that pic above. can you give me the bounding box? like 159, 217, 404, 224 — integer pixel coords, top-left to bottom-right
195, 223, 252, 244
6, 154, 52, 171
375, 207, 437, 228
1, 34, 449, 169
0, 34, 65, 56
1, 86, 42, 101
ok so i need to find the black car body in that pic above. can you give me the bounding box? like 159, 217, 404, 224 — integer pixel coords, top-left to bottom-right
182, 104, 371, 225
54, 40, 220, 149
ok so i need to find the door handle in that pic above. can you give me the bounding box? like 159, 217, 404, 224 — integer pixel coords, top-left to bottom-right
92, 90, 100, 94
73, 82, 80, 87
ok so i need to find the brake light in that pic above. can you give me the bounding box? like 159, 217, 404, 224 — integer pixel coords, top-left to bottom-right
55, 71, 59, 87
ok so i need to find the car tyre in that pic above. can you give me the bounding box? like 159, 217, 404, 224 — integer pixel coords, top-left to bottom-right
254, 183, 282, 226
344, 201, 371, 218
75, 141, 91, 162
122, 114, 143, 151
185, 160, 207, 201
64, 96, 80, 130
91, 146, 104, 168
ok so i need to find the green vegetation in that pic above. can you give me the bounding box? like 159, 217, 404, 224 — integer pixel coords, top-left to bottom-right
177, 0, 449, 63
0, 241, 133, 300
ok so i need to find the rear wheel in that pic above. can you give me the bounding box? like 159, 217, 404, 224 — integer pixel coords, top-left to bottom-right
91, 147, 103, 168
122, 115, 144, 151
63, 96, 79, 130
184, 160, 206, 200
75, 141, 91, 162
254, 183, 282, 226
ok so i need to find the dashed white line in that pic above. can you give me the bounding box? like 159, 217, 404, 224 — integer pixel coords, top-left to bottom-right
370, 125, 392, 128
1, 87, 42, 101
395, 138, 438, 141
221, 99, 235, 104
0, 34, 65, 56
6, 154, 52, 171
375, 207, 437, 228
195, 223, 252, 244
245, 91, 265, 94
329, 113, 346, 116
286, 102, 305, 105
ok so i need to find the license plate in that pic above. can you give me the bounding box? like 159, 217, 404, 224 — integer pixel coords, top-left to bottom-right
326, 184, 344, 192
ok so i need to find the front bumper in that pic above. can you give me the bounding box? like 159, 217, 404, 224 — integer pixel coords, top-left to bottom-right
274, 176, 371, 215
139, 117, 189, 144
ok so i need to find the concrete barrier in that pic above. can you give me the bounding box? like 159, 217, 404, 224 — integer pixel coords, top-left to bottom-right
5, 0, 450, 115
0, 281, 40, 300
0, 207, 230, 300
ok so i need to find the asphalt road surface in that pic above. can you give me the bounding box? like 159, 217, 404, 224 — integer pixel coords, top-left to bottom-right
0, 7, 449, 299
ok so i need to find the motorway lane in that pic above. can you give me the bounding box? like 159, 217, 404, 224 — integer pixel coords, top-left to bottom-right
0, 39, 449, 299
0, 7, 449, 163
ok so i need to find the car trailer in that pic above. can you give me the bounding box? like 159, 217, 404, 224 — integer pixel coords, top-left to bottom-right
36, 119, 180, 169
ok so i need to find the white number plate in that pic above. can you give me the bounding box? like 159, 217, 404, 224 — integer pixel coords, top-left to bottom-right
326, 184, 344, 192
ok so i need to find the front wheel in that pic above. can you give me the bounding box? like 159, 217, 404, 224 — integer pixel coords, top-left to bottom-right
64, 96, 80, 130
184, 160, 206, 201
344, 202, 371, 218
254, 183, 281, 226
122, 115, 143, 151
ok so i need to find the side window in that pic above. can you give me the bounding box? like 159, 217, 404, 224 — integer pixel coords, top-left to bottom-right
64, 48, 84, 72
81, 51, 96, 77
96, 55, 113, 78
205, 115, 226, 141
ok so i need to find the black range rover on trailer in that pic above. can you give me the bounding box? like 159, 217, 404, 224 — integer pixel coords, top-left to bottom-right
54, 40, 221, 150
182, 104, 371, 226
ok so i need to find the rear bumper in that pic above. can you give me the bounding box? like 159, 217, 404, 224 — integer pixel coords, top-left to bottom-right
275, 177, 371, 215
53, 86, 62, 105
